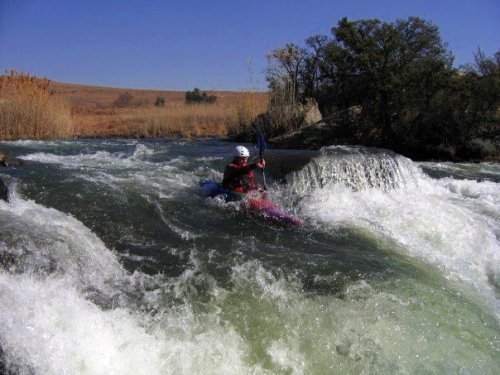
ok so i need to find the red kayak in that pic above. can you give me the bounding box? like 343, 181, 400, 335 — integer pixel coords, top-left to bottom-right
242, 196, 303, 227
199, 179, 302, 226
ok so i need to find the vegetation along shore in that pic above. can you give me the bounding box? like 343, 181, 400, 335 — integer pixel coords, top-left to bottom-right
0, 71, 268, 140
1, 17, 498, 162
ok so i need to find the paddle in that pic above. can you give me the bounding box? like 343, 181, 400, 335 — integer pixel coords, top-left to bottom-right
253, 125, 267, 190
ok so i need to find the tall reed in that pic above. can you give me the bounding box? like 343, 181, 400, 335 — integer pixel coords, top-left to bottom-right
0, 70, 74, 140
227, 90, 270, 137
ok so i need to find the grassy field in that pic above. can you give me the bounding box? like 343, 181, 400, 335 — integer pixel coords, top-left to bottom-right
0, 71, 269, 140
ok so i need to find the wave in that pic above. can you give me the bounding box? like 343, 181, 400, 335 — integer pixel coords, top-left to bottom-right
283, 147, 500, 314
21, 150, 135, 168
1, 140, 499, 373
0, 190, 125, 291
285, 146, 425, 195
0, 191, 260, 375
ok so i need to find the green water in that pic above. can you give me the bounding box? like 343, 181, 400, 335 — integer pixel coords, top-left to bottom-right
0, 139, 498, 374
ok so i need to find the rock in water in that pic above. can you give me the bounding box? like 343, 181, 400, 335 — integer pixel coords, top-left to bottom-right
0, 179, 8, 202
0, 152, 23, 166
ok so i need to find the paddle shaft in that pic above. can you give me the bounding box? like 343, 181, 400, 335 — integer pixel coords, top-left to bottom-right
260, 152, 267, 189
254, 125, 267, 190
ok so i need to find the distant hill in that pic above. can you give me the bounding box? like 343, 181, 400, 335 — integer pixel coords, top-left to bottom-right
48, 81, 263, 107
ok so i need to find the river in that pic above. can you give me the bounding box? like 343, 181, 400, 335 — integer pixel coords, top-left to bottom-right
0, 139, 498, 374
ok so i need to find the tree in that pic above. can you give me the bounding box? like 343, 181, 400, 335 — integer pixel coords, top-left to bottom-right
185, 88, 217, 104
451, 48, 500, 151
325, 17, 453, 144
267, 44, 306, 102
470, 47, 500, 76
264, 17, 498, 158
302, 35, 328, 99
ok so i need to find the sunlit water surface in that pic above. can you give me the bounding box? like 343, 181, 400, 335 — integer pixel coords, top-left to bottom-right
0, 139, 498, 374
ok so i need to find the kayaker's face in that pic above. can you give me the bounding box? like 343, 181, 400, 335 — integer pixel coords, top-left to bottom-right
235, 156, 248, 165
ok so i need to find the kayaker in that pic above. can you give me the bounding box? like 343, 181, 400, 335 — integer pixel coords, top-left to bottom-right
222, 146, 265, 194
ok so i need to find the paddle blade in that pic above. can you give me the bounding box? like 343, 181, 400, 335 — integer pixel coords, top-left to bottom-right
255, 127, 266, 155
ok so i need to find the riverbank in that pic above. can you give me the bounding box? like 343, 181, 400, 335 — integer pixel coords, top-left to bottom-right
267, 118, 500, 163
0, 73, 268, 140
1, 74, 497, 162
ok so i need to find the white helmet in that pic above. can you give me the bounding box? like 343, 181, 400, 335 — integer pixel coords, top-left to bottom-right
233, 145, 250, 158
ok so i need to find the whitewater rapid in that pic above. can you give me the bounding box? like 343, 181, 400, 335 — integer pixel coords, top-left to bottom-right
283, 146, 500, 313
0, 140, 498, 374
0, 191, 259, 374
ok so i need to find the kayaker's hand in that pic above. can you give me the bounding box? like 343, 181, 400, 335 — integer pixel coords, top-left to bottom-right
256, 159, 266, 169
258, 188, 267, 199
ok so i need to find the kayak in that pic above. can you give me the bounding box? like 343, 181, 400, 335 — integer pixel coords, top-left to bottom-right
198, 179, 303, 226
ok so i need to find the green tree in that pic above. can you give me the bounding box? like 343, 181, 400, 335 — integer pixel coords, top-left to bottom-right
450, 49, 499, 153
185, 88, 217, 104
266, 18, 498, 158
301, 35, 328, 100
325, 17, 453, 144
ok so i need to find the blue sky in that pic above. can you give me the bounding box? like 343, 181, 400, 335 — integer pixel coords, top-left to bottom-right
0, 0, 498, 91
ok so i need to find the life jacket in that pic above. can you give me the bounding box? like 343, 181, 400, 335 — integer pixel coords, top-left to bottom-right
222, 161, 257, 193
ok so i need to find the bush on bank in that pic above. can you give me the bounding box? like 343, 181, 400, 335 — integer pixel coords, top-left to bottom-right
264, 17, 499, 160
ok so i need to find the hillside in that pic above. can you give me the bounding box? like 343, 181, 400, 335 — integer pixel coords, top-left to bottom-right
48, 81, 256, 108
0, 72, 269, 140
41, 81, 269, 138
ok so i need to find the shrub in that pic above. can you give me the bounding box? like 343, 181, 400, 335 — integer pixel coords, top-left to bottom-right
113, 92, 134, 107
155, 96, 165, 107
185, 88, 217, 104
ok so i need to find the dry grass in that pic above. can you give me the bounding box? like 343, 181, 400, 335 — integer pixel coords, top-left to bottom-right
0, 70, 74, 140
0, 72, 269, 140
72, 92, 268, 139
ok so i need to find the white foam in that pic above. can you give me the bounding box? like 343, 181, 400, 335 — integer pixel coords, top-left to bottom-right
195, 156, 224, 162
19, 146, 203, 201
420, 161, 500, 180
286, 148, 425, 196
20, 150, 136, 170
0, 191, 125, 289
267, 340, 306, 374
0, 139, 61, 147
0, 193, 262, 375
283, 150, 499, 310
2, 141, 498, 373
132, 144, 154, 158
0, 272, 257, 375
298, 170, 500, 313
